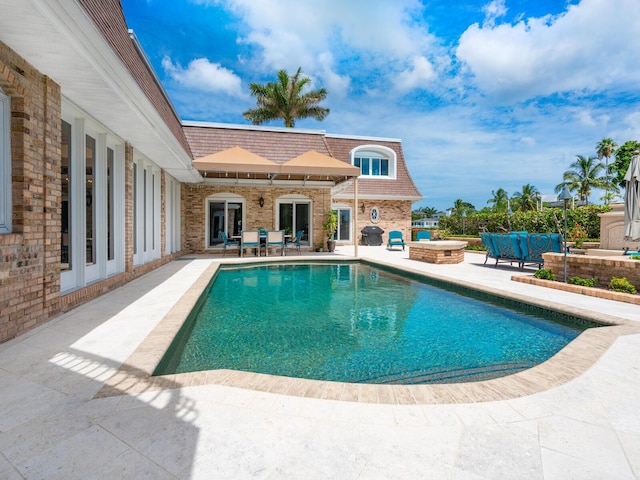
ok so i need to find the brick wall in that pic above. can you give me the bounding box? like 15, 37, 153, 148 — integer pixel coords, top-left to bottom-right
183, 184, 332, 252
543, 252, 640, 290
350, 199, 412, 245
0, 41, 62, 341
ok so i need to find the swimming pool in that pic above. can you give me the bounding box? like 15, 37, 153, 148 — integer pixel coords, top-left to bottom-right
154, 261, 597, 384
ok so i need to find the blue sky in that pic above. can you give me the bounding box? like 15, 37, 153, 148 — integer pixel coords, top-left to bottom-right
121, 0, 640, 211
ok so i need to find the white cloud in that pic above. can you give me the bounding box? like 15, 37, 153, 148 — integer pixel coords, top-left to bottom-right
394, 56, 437, 92
161, 56, 246, 98
456, 0, 640, 102
482, 0, 507, 27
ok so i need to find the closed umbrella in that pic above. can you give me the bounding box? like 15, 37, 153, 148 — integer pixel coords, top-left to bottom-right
623, 153, 640, 241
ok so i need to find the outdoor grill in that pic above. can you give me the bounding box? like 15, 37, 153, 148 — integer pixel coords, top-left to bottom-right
361, 225, 385, 246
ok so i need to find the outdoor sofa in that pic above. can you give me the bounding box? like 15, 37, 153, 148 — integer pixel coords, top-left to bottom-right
480, 231, 563, 270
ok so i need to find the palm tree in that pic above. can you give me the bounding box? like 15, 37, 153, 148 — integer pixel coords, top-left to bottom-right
511, 184, 540, 212
555, 155, 607, 206
487, 188, 509, 212
596, 138, 618, 203
243, 67, 329, 127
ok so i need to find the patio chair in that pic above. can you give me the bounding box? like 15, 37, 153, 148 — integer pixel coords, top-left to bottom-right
265, 230, 285, 256
219, 231, 239, 257
285, 230, 304, 255
240, 230, 260, 257
387, 230, 405, 251
416, 230, 431, 241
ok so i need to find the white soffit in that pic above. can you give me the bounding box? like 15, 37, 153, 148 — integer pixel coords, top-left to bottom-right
0, 0, 201, 183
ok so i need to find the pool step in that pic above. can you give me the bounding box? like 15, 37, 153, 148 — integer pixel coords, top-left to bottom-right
363, 362, 534, 384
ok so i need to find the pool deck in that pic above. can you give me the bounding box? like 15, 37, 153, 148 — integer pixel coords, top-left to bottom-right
1, 247, 639, 479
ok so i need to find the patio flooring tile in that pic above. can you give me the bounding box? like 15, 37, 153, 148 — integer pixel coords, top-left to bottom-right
1, 246, 639, 478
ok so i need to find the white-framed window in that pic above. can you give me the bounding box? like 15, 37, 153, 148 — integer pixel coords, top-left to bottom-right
61, 102, 125, 292
333, 205, 351, 242
351, 145, 397, 179
276, 194, 311, 244
133, 154, 161, 265
206, 193, 245, 249
0, 88, 11, 234
165, 175, 181, 254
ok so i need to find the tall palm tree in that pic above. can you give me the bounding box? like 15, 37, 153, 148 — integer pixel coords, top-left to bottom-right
512, 184, 540, 212
487, 188, 509, 212
555, 155, 607, 206
596, 138, 618, 204
243, 67, 329, 127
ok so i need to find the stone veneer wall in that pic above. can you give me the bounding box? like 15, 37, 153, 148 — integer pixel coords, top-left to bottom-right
543, 252, 640, 290
183, 184, 332, 253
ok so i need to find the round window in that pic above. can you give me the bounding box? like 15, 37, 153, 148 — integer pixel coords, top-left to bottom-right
370, 207, 380, 223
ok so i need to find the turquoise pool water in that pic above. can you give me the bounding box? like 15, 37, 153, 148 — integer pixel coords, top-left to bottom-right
155, 262, 594, 384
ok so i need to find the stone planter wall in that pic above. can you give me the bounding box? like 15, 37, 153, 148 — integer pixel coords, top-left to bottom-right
543, 252, 640, 290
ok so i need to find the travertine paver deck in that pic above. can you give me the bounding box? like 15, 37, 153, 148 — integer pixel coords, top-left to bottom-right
1, 247, 639, 479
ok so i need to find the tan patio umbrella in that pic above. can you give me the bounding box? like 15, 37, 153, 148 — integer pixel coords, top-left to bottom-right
279, 150, 360, 178
193, 146, 278, 174
623, 152, 640, 241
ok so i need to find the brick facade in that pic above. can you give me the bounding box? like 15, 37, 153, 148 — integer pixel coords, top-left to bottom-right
0, 41, 62, 340
0, 41, 183, 343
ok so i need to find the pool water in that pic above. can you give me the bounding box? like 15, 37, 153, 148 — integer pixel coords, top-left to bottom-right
155, 262, 592, 384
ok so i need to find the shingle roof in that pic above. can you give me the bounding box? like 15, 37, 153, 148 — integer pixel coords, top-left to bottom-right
78, 0, 193, 158
183, 123, 422, 200
184, 124, 330, 164
325, 136, 422, 200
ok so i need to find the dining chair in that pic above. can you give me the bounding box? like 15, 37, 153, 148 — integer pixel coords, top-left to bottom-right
241, 230, 260, 257
219, 231, 239, 256
265, 230, 285, 256
285, 230, 304, 255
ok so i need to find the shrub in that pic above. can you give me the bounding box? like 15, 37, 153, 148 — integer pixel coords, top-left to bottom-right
609, 277, 637, 294
465, 245, 486, 251
631, 255, 640, 261
568, 276, 598, 288
534, 269, 555, 281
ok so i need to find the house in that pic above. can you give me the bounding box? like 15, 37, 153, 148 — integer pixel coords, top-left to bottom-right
0, 0, 421, 343
182, 122, 422, 252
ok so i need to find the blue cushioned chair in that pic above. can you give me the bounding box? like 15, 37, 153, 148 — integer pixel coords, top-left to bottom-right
387, 230, 405, 251
416, 230, 431, 241
219, 231, 239, 257
285, 230, 304, 255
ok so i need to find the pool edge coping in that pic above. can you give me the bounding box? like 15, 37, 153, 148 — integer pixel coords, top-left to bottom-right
95, 256, 640, 404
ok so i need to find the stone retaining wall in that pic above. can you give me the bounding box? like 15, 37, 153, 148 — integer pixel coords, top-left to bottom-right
543, 252, 640, 290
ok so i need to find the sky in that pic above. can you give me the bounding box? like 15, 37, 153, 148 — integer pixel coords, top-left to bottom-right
121, 0, 640, 211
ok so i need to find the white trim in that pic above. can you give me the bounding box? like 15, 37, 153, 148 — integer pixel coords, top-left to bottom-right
0, 88, 10, 234
182, 120, 326, 136
327, 133, 401, 142
205, 193, 246, 250
350, 145, 397, 180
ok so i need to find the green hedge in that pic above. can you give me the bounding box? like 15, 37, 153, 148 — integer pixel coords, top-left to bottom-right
438, 205, 609, 238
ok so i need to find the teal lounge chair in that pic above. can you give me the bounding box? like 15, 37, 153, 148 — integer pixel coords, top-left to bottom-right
416, 230, 431, 241
387, 230, 405, 251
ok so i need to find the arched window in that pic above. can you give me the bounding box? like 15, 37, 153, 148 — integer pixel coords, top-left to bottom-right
0, 88, 10, 233
350, 145, 396, 180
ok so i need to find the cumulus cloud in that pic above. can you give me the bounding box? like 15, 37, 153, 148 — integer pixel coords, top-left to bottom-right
482, 0, 507, 27
394, 56, 437, 92
161, 56, 245, 98
210, 0, 442, 93
456, 0, 640, 102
